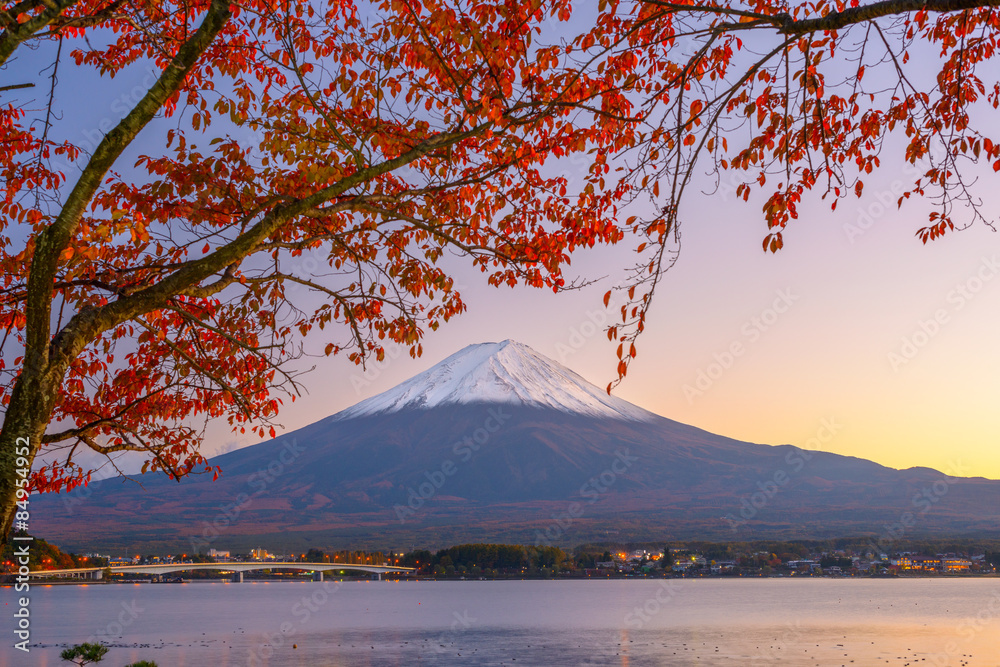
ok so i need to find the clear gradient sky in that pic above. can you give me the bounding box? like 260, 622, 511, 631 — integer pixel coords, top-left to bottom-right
11, 21, 1000, 482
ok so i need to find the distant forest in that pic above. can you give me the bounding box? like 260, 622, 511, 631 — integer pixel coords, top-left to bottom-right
7, 535, 1000, 578
389, 539, 1000, 576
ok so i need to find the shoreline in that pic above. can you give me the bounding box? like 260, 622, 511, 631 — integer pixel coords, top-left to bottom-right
5, 572, 998, 587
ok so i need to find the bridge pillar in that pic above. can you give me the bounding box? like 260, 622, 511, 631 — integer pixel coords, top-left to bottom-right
377, 572, 381, 581
232, 571, 243, 583
90, 570, 103, 580
312, 571, 323, 582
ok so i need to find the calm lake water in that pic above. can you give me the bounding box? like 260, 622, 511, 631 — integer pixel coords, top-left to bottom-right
3, 578, 999, 666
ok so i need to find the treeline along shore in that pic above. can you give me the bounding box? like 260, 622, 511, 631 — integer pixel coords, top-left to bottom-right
5, 534, 1000, 583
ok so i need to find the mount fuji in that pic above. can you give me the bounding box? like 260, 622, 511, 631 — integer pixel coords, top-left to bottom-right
334, 340, 655, 422
31, 340, 1000, 552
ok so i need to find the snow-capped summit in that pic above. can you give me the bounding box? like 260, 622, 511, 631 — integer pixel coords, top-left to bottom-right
333, 339, 656, 422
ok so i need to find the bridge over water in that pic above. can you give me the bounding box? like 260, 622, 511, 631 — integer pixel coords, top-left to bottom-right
30, 562, 415, 582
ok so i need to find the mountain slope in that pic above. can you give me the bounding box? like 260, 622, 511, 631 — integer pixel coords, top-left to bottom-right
31, 341, 1000, 552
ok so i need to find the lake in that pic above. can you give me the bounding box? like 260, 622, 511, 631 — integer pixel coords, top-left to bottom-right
3, 578, 999, 666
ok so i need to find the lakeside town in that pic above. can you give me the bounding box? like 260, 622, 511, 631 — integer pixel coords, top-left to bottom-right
5, 536, 999, 582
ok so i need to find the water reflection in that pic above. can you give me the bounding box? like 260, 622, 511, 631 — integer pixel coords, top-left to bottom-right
6, 579, 999, 667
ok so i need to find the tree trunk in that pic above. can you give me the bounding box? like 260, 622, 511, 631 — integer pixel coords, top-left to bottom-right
0, 361, 61, 542
0, 0, 232, 545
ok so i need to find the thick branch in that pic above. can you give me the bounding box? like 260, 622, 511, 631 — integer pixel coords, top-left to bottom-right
27, 0, 231, 372
644, 0, 1000, 35
50, 119, 495, 368
775, 0, 1000, 33
0, 0, 78, 66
